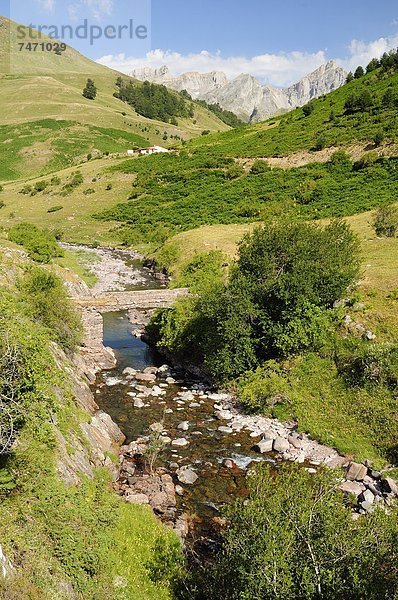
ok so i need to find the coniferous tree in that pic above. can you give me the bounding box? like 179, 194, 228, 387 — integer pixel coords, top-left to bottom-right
82, 79, 97, 100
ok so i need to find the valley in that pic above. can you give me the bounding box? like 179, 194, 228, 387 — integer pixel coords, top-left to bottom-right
0, 11, 397, 599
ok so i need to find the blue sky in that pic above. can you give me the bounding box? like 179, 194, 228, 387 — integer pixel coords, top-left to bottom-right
3, 0, 398, 85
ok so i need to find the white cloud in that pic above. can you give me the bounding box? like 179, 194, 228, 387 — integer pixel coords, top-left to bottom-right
37, 0, 55, 10
63, 0, 115, 22
97, 30, 398, 88
339, 33, 398, 71
97, 48, 328, 87
82, 0, 114, 20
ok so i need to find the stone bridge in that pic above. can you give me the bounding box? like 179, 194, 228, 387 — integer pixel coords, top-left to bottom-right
74, 288, 189, 313
75, 288, 189, 374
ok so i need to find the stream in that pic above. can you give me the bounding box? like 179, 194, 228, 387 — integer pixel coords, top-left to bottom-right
67, 242, 396, 560
97, 311, 274, 514
78, 244, 276, 547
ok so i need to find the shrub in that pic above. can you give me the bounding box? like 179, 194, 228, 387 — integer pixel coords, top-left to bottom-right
302, 103, 314, 116
314, 134, 327, 150
337, 342, 398, 390
20, 185, 32, 195
237, 361, 290, 414
250, 159, 270, 174
373, 129, 385, 147
18, 267, 82, 351
82, 78, 97, 100
61, 171, 84, 195
83, 188, 95, 195
225, 164, 245, 180
237, 220, 361, 315
31, 180, 48, 195
329, 150, 352, 172
354, 151, 379, 170
47, 205, 63, 213
8, 223, 63, 263
373, 204, 398, 237
179, 464, 398, 599
155, 243, 181, 273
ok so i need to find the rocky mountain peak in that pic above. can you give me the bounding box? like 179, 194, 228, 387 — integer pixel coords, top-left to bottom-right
130, 61, 347, 123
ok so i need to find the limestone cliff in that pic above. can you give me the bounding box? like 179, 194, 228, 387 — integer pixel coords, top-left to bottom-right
131, 60, 347, 123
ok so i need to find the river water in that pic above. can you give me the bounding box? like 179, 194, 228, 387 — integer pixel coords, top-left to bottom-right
96, 311, 274, 516
87, 247, 275, 538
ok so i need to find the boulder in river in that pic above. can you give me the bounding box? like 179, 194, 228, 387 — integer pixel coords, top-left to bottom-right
135, 372, 156, 383
177, 421, 190, 431
254, 439, 274, 454
177, 466, 198, 485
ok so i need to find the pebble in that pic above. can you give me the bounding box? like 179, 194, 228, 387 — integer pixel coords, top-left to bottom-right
217, 426, 233, 434
172, 438, 190, 448
178, 421, 190, 431
134, 399, 145, 408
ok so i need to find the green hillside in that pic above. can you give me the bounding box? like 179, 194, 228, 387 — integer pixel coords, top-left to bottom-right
83, 60, 398, 249
0, 17, 229, 181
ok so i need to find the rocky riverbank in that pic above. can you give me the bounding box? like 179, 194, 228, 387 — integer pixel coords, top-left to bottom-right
61, 243, 167, 295
109, 360, 397, 544
67, 245, 397, 546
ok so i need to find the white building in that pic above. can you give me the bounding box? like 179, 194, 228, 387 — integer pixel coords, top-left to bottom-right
127, 146, 170, 156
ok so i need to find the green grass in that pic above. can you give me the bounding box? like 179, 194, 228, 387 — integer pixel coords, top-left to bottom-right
56, 248, 99, 288
281, 353, 396, 467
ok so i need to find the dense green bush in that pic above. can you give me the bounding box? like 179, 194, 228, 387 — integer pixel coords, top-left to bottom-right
373, 204, 398, 237
152, 221, 360, 381
177, 464, 398, 599
18, 267, 82, 352
250, 159, 270, 174
236, 220, 360, 315
8, 223, 63, 263
337, 341, 398, 390
236, 361, 290, 414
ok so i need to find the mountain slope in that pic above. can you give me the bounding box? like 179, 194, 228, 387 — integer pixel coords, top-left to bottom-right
0, 17, 229, 180
132, 60, 347, 122
190, 67, 398, 157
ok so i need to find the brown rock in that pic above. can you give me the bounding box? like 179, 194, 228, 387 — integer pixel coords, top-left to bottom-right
126, 493, 150, 505
135, 372, 156, 383
346, 462, 367, 481
383, 477, 398, 496
339, 481, 366, 496
288, 435, 304, 449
